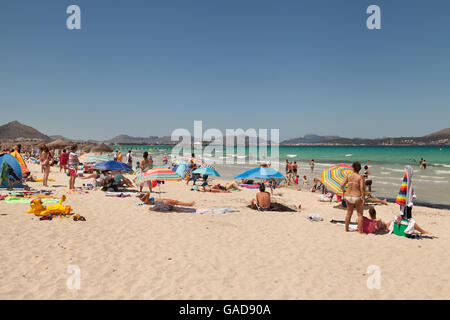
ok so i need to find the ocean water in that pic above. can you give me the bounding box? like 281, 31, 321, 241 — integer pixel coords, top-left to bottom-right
112, 145, 450, 207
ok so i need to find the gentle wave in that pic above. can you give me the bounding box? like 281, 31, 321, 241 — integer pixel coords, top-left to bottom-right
434, 170, 450, 175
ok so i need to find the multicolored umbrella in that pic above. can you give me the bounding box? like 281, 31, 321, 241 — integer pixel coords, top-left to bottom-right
135, 167, 182, 185
321, 164, 353, 195
79, 154, 113, 163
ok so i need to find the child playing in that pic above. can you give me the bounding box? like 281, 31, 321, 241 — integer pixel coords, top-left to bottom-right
302, 175, 308, 190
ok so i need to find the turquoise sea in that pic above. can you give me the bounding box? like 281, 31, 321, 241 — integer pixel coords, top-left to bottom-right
111, 145, 450, 208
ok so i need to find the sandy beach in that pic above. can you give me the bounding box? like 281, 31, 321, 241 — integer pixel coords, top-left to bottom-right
0, 162, 449, 300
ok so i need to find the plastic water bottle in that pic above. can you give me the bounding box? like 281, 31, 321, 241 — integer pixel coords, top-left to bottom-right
306, 213, 323, 222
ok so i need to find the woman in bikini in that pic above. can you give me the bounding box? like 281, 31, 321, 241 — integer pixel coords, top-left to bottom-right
341, 161, 365, 234
139, 152, 153, 193
40, 146, 51, 187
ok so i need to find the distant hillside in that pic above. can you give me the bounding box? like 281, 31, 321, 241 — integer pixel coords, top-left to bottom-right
0, 121, 49, 141
106, 135, 176, 145
281, 134, 341, 144
282, 130, 450, 146
426, 128, 450, 137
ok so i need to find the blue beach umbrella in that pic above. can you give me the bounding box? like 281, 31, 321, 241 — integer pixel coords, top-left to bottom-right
234, 166, 284, 180
193, 167, 221, 177
90, 161, 133, 173
175, 164, 187, 178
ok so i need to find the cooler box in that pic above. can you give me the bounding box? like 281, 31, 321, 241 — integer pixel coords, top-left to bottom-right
393, 219, 412, 238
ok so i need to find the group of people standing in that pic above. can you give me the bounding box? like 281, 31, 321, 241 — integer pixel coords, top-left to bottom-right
285, 159, 315, 188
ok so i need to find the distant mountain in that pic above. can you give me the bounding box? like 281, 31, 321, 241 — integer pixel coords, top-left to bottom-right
0, 121, 50, 141
426, 128, 450, 137
281, 134, 341, 144
106, 135, 176, 145
281, 129, 450, 146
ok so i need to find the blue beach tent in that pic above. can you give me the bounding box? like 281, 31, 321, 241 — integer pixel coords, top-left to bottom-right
0, 153, 23, 188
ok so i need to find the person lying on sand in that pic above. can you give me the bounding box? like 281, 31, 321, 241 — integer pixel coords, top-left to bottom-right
365, 193, 388, 205
81, 170, 113, 187
113, 173, 134, 188
139, 192, 195, 206
197, 182, 240, 193
250, 184, 281, 211
368, 207, 430, 235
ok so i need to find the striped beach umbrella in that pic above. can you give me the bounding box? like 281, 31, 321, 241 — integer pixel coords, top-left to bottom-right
395, 172, 408, 205
135, 167, 182, 185
321, 164, 353, 195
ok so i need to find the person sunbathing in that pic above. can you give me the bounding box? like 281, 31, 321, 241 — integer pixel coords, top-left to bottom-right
365, 193, 388, 205
113, 173, 134, 188
198, 184, 229, 193
367, 207, 390, 232
198, 183, 240, 193
250, 184, 281, 211
139, 192, 195, 206
368, 207, 430, 235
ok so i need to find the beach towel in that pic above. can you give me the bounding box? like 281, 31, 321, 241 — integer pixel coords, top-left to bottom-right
239, 184, 260, 189
105, 192, 132, 198
4, 197, 60, 204
195, 208, 239, 214
330, 219, 358, 231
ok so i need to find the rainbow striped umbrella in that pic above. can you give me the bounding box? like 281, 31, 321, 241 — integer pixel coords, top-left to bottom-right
135, 167, 182, 185
79, 154, 113, 163
395, 172, 408, 205
321, 164, 353, 195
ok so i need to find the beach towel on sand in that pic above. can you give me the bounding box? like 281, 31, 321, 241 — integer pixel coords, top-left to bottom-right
4, 197, 60, 204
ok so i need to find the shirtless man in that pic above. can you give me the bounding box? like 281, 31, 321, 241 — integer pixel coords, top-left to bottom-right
341, 162, 365, 234
251, 184, 271, 210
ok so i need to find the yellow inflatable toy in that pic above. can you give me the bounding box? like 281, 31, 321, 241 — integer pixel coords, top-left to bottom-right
27, 195, 73, 217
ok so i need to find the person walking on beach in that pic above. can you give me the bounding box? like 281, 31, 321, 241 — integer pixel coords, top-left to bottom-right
363, 165, 372, 193
126, 151, 133, 168
68, 145, 79, 190
310, 160, 315, 173
419, 158, 423, 169
139, 152, 153, 193
40, 146, 51, 187
341, 161, 365, 234
292, 161, 298, 184
422, 159, 427, 170
286, 161, 293, 185
59, 149, 69, 173
117, 151, 123, 162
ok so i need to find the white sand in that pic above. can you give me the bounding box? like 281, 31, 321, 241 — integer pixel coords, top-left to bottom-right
0, 163, 449, 299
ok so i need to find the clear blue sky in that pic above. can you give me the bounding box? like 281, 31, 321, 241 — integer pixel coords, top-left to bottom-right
1, 0, 449, 141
